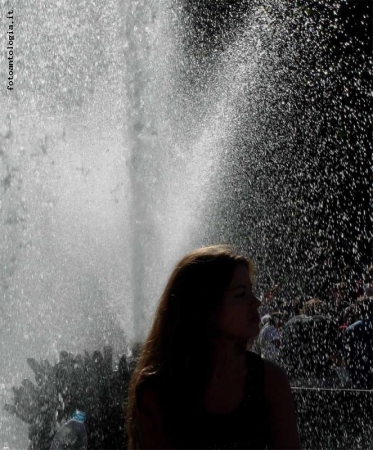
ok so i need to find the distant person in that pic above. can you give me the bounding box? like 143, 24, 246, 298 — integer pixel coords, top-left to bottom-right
251, 314, 271, 355
363, 266, 373, 297
257, 312, 284, 364
300, 298, 329, 317
259, 313, 272, 330
343, 297, 373, 389
329, 282, 351, 325
259, 283, 281, 317
281, 314, 342, 388
126, 245, 300, 449
341, 304, 359, 329
291, 297, 303, 317
353, 266, 373, 300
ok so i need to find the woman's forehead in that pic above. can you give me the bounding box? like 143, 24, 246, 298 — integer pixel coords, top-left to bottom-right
228, 265, 251, 288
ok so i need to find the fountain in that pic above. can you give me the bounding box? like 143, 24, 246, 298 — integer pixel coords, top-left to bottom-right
0, 0, 371, 448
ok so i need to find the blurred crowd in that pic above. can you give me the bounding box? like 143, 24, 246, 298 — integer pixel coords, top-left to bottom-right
252, 266, 373, 390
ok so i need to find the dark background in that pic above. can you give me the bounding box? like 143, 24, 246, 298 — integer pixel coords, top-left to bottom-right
179, 0, 372, 302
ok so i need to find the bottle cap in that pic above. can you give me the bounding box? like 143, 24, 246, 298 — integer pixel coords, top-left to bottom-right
72, 410, 87, 422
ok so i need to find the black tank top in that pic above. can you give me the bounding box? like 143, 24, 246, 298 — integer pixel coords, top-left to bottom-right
179, 351, 269, 449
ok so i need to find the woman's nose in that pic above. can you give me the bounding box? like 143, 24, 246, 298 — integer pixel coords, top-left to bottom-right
249, 294, 261, 309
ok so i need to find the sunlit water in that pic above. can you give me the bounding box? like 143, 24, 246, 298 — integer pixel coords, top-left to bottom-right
1, 0, 371, 447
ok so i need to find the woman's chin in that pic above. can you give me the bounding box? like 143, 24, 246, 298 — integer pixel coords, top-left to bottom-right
247, 323, 260, 339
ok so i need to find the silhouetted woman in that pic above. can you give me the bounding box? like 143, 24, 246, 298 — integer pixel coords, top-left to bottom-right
126, 245, 300, 449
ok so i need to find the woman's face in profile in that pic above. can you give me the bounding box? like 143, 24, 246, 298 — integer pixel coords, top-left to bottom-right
213, 264, 261, 340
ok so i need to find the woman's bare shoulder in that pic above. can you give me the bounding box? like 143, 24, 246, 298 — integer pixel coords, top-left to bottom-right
261, 358, 294, 408
262, 358, 289, 383
261, 359, 300, 449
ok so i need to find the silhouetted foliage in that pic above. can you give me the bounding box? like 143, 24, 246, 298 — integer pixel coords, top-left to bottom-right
4, 346, 140, 450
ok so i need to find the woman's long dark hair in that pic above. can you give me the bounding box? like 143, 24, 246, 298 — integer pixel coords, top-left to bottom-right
126, 244, 256, 449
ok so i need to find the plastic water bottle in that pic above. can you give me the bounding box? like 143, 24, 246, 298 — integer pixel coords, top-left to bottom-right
49, 410, 88, 450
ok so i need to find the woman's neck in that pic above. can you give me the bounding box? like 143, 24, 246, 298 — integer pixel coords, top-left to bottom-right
207, 338, 247, 378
